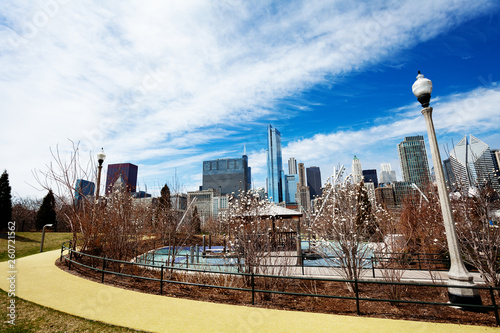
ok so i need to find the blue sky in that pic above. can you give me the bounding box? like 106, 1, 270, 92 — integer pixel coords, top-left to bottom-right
1, 0, 500, 198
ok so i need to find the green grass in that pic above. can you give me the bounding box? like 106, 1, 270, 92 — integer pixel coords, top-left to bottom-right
0, 290, 142, 332
0, 232, 72, 262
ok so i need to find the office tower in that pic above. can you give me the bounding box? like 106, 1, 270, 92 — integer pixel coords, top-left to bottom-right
266, 125, 285, 203
362, 169, 378, 188
351, 156, 363, 183
288, 157, 298, 175
105, 163, 138, 195
397, 136, 430, 187
448, 135, 500, 192
306, 166, 322, 199
202, 155, 251, 195
443, 158, 456, 187
296, 163, 311, 212
284, 174, 299, 204
187, 189, 217, 223
379, 163, 397, 183
74, 179, 95, 205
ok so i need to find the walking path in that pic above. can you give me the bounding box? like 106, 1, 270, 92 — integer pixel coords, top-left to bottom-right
0, 250, 497, 333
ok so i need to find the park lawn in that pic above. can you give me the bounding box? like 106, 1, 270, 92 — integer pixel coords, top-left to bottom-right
0, 232, 73, 262
0, 290, 141, 333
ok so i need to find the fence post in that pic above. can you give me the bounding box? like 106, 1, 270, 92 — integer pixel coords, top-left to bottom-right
251, 272, 255, 305
301, 254, 305, 276
371, 257, 375, 278
354, 277, 360, 316
186, 254, 189, 268
490, 286, 499, 326
160, 265, 164, 295
101, 257, 106, 283
60, 243, 64, 262
68, 249, 72, 270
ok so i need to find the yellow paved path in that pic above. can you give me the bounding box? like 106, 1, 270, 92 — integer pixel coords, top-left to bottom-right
0, 250, 498, 332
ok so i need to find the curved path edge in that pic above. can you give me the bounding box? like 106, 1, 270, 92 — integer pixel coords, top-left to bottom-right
0, 250, 496, 333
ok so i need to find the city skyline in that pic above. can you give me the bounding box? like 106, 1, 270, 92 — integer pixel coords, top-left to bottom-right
1, 1, 500, 199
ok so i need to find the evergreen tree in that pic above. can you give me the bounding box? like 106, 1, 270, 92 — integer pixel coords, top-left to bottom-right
355, 182, 379, 241
159, 184, 172, 211
0, 170, 12, 231
35, 190, 56, 231
191, 206, 201, 233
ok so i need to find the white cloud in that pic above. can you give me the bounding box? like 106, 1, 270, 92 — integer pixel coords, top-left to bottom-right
0, 0, 496, 197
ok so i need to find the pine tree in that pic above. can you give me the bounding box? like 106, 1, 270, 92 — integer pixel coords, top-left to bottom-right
35, 190, 56, 231
159, 184, 172, 211
0, 170, 12, 231
355, 182, 379, 241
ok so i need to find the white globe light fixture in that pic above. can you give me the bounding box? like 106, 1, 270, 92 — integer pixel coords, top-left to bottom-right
412, 71, 481, 307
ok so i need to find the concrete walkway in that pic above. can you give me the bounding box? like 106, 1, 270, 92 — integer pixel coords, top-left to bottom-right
0, 250, 497, 333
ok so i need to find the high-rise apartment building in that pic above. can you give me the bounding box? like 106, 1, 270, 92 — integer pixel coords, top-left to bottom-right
288, 157, 298, 175
105, 163, 138, 195
306, 166, 322, 199
296, 163, 311, 212
352, 156, 363, 183
379, 163, 397, 184
266, 125, 285, 203
397, 136, 430, 187
202, 155, 251, 195
448, 135, 500, 192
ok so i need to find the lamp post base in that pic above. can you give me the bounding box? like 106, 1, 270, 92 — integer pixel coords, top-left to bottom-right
447, 276, 482, 310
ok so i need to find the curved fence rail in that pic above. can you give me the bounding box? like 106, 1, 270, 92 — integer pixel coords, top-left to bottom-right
60, 241, 499, 326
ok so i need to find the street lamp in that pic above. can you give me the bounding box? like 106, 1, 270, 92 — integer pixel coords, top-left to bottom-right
40, 224, 53, 252
96, 148, 106, 199
412, 71, 481, 306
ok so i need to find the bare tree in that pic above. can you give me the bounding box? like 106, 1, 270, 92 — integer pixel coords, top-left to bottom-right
11, 197, 41, 231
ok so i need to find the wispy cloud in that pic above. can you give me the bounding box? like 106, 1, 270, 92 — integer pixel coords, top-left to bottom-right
0, 0, 497, 197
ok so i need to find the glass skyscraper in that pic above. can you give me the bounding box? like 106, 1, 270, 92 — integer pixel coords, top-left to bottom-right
202, 155, 251, 195
397, 135, 430, 187
267, 125, 284, 203
105, 163, 138, 195
306, 166, 322, 199
449, 135, 500, 192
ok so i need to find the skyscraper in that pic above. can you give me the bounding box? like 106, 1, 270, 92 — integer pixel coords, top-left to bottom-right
397, 135, 430, 187
105, 163, 138, 195
202, 155, 251, 195
352, 156, 363, 183
379, 163, 397, 183
306, 166, 322, 199
296, 163, 311, 212
266, 125, 285, 203
448, 135, 500, 192
288, 157, 298, 175
362, 169, 378, 188
74, 179, 95, 205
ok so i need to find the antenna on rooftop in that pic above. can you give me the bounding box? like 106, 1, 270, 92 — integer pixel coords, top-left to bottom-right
244, 144, 247, 156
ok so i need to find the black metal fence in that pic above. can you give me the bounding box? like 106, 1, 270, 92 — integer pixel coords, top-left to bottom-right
60, 241, 500, 326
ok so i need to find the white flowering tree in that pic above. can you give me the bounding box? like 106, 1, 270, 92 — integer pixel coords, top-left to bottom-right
222, 191, 273, 276
453, 186, 500, 292
311, 180, 385, 290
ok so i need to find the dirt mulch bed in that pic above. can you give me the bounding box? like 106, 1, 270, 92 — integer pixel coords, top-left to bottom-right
55, 257, 499, 327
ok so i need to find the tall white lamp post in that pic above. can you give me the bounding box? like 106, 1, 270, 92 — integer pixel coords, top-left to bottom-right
96, 148, 106, 199
412, 71, 481, 306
